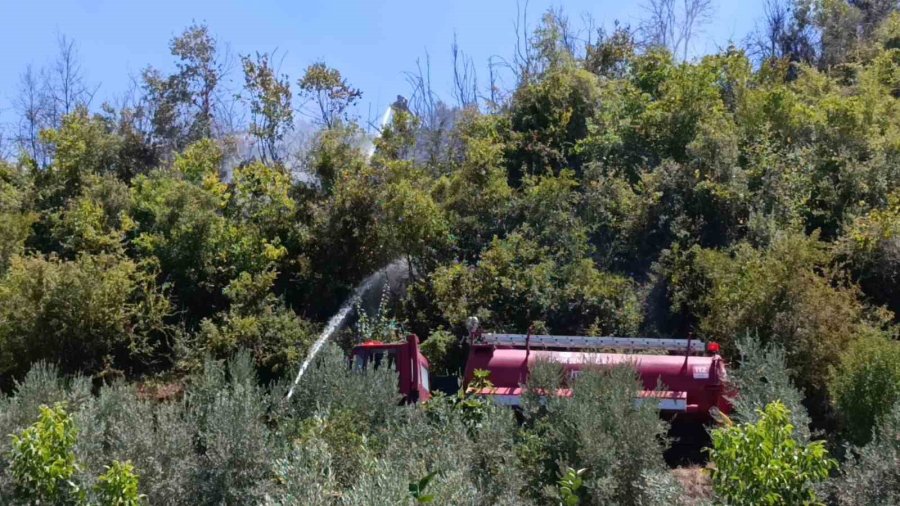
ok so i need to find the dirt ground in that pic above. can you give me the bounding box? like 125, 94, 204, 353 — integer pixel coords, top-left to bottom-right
672, 466, 713, 505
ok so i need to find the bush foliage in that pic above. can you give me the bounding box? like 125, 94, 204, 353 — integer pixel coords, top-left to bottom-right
829, 334, 900, 446
830, 401, 900, 505
708, 402, 836, 506
8, 403, 83, 504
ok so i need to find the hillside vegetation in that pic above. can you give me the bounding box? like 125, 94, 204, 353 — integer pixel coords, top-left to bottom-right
1, 2, 900, 504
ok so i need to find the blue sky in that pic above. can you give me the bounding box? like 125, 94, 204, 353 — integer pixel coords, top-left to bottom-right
0, 0, 765, 129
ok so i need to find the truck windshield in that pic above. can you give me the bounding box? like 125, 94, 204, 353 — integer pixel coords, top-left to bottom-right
419, 363, 430, 391
353, 349, 398, 371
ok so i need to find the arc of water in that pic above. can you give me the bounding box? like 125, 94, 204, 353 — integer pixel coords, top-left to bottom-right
285, 259, 407, 400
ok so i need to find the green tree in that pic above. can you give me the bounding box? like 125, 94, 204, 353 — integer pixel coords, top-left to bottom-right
708, 401, 836, 506
584, 23, 636, 78
142, 23, 222, 151
419, 329, 464, 376
297, 62, 362, 128
516, 170, 590, 262
240, 52, 293, 163
304, 162, 392, 312
37, 107, 122, 206
383, 177, 449, 277
508, 65, 600, 180
303, 124, 368, 194
94, 460, 143, 506
172, 138, 223, 186
372, 107, 419, 162
130, 162, 278, 321
227, 161, 296, 241
8, 403, 84, 505
432, 113, 514, 256
814, 0, 897, 67
50, 173, 132, 257
431, 233, 641, 335
197, 270, 318, 378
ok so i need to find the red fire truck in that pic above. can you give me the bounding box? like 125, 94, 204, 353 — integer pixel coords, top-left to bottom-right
350, 318, 731, 421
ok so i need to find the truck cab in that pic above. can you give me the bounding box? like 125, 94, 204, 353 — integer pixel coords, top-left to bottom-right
350, 334, 431, 403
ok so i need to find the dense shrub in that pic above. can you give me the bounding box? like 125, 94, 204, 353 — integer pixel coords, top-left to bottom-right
519, 362, 676, 505
727, 334, 812, 441
431, 233, 642, 335
0, 253, 171, 379
74, 383, 197, 504
708, 402, 836, 506
359, 397, 529, 505
7, 403, 84, 505
197, 270, 319, 378
259, 438, 337, 505
666, 232, 889, 393
162, 352, 275, 505
829, 334, 900, 445
93, 460, 143, 506
830, 401, 900, 506
274, 349, 533, 505
286, 344, 401, 427
11, 355, 288, 505
839, 191, 900, 318
418, 328, 464, 375
0, 363, 92, 442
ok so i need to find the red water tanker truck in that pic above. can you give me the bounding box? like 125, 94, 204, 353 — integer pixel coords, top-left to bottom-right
350, 318, 731, 422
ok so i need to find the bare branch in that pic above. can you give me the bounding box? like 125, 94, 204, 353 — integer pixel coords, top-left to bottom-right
745, 0, 817, 66
404, 52, 439, 127
50, 33, 88, 122
513, 0, 536, 84
679, 0, 714, 61
640, 0, 714, 61
451, 33, 478, 109
15, 65, 51, 166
